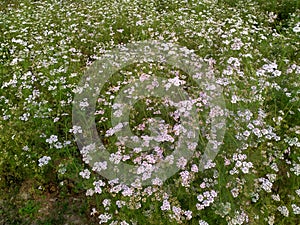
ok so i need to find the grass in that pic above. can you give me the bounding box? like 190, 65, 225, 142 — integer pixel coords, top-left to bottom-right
0, 0, 299, 224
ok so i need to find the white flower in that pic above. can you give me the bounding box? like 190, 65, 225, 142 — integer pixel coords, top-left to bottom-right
93, 161, 108, 172
22, 146, 29, 151
116, 200, 126, 208
293, 26, 300, 33
231, 188, 239, 198
199, 220, 209, 225
243, 130, 251, 137
46, 135, 58, 144
122, 186, 133, 197
271, 194, 280, 201
172, 206, 181, 216
10, 58, 19, 65
252, 128, 261, 137
268, 215, 275, 225
152, 177, 163, 186
91, 208, 98, 216
191, 164, 198, 172
102, 199, 111, 207
184, 210, 193, 220
290, 163, 300, 176
79, 169, 91, 179
69, 125, 82, 134
197, 194, 204, 202
79, 98, 89, 109
277, 206, 289, 217
86, 188, 94, 196
258, 178, 273, 192
98, 213, 112, 224
165, 76, 186, 90
231, 95, 238, 103
231, 37, 243, 50
176, 157, 187, 169
203, 160, 216, 169
38, 156, 51, 167
180, 171, 190, 187
161, 200, 171, 211
291, 204, 300, 215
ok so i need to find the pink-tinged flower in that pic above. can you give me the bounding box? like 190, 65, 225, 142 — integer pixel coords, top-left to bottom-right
122, 186, 133, 197
197, 194, 204, 202
92, 161, 108, 172
139, 73, 150, 82
94, 186, 102, 194
224, 158, 231, 166
152, 177, 163, 186
191, 164, 198, 172
161, 200, 171, 211
172, 206, 181, 216
180, 171, 190, 187
176, 157, 187, 169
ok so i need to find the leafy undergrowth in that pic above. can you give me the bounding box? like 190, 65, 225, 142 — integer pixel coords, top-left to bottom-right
0, 179, 97, 224
0, 0, 299, 224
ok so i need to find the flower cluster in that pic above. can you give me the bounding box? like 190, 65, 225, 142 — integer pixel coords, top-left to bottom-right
1, 0, 299, 224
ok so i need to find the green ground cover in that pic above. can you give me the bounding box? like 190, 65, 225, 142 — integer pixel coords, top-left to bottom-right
0, 0, 299, 224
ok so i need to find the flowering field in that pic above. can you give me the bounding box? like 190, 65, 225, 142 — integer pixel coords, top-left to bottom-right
0, 0, 299, 224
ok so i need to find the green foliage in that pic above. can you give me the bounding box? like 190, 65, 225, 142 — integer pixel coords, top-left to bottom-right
18, 200, 40, 218
0, 0, 299, 224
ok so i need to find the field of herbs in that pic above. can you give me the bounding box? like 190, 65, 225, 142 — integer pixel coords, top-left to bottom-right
0, 0, 300, 224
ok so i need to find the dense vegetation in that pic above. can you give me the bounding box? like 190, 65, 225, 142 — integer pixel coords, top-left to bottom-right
0, 0, 299, 224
